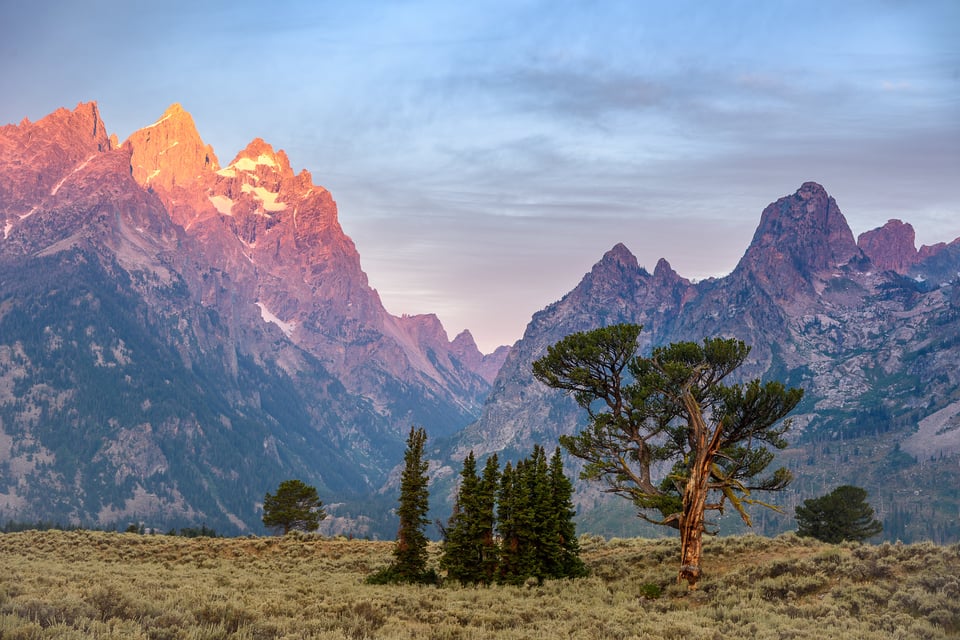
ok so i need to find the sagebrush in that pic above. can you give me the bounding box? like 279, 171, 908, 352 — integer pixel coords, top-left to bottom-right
0, 530, 957, 638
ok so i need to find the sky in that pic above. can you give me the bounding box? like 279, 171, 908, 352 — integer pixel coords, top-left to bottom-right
1, 1, 958, 352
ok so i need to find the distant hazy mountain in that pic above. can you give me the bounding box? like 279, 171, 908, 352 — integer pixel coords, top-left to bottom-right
0, 103, 506, 535
447, 182, 960, 543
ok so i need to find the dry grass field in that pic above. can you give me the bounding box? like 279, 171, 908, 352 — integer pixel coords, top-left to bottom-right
0, 529, 957, 639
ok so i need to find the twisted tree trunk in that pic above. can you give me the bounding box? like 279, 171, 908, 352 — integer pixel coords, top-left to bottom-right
678, 388, 722, 589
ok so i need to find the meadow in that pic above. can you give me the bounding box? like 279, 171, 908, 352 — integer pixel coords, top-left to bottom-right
0, 529, 957, 639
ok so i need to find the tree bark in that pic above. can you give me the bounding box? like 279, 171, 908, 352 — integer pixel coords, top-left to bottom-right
678, 458, 708, 588
677, 388, 717, 589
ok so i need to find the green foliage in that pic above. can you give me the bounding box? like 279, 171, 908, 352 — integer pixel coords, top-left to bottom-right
533, 324, 803, 586
171, 525, 219, 538
534, 325, 803, 522
262, 480, 325, 535
796, 485, 883, 543
364, 564, 440, 586
548, 447, 588, 579
441, 452, 500, 584
389, 426, 432, 583
638, 582, 663, 599
442, 445, 586, 585
1, 520, 92, 533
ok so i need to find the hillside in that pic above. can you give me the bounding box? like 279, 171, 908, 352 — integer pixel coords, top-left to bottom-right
0, 529, 956, 638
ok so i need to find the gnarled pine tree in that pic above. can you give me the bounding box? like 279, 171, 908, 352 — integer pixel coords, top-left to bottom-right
533, 324, 803, 588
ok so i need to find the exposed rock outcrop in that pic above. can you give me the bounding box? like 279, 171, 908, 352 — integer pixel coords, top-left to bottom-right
857, 219, 919, 273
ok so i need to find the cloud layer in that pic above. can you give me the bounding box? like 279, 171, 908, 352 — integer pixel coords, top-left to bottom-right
2, 0, 958, 350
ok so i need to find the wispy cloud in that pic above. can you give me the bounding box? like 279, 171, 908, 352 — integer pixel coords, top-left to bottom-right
2, 0, 957, 351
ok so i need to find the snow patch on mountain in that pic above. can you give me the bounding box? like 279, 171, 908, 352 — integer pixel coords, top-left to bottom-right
233, 154, 278, 172
208, 195, 235, 216
241, 184, 286, 211
256, 302, 296, 337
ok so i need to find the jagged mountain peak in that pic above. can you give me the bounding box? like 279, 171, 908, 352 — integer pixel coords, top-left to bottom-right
745, 181, 858, 269
126, 103, 219, 193
603, 242, 639, 268
732, 182, 862, 299
29, 101, 109, 144
583, 243, 645, 283
463, 181, 960, 542
653, 257, 687, 284
1, 100, 501, 535
449, 330, 510, 384
57, 101, 109, 146
220, 137, 295, 183
0, 101, 113, 223
451, 329, 479, 352
234, 137, 277, 161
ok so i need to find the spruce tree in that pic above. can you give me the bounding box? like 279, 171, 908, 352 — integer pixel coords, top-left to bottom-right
529, 445, 560, 583
441, 452, 502, 585
548, 447, 587, 578
477, 454, 500, 583
443, 446, 586, 586
496, 461, 521, 583
393, 426, 432, 582
441, 451, 481, 583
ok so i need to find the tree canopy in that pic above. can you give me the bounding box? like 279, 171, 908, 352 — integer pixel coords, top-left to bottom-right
262, 479, 325, 535
795, 485, 883, 543
533, 324, 803, 588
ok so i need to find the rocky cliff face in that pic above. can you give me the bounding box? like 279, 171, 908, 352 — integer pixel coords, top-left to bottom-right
453, 182, 960, 542
0, 103, 112, 225
0, 102, 504, 534
857, 219, 921, 273
125, 107, 500, 430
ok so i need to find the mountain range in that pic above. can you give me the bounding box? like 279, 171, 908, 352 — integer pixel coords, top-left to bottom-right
453, 182, 960, 541
0, 102, 505, 534
1, 103, 957, 541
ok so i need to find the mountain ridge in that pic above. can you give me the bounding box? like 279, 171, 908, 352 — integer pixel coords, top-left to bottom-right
446, 181, 959, 542
0, 102, 506, 534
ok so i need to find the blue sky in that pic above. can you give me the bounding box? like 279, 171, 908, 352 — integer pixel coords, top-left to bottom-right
2, 1, 958, 351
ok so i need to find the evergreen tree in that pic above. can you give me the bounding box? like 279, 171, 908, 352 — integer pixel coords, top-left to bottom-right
444, 446, 586, 586
496, 461, 522, 583
441, 451, 481, 583
548, 447, 587, 578
262, 479, 325, 535
795, 485, 883, 543
441, 452, 502, 585
392, 426, 432, 582
528, 445, 560, 583
534, 324, 803, 588
477, 454, 500, 583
